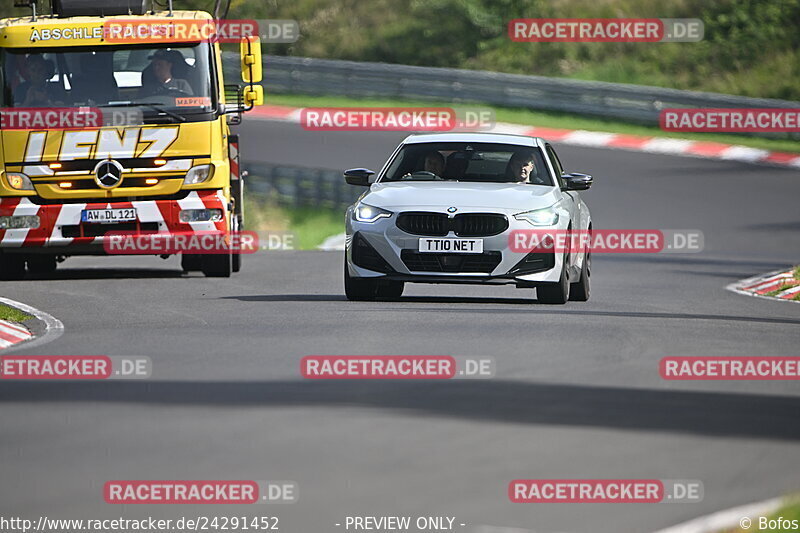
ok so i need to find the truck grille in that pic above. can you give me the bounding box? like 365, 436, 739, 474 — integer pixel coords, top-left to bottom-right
400, 250, 502, 273
396, 212, 508, 237
62, 222, 160, 238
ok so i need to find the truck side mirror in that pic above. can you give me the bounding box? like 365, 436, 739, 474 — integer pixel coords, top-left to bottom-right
240, 35, 263, 84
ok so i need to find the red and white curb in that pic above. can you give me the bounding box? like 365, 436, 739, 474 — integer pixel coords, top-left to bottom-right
651, 495, 787, 533
0, 319, 32, 349
726, 268, 800, 303
0, 297, 64, 351
248, 105, 800, 169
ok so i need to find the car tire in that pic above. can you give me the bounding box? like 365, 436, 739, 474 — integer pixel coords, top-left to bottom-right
537, 252, 570, 304
0, 253, 26, 281
569, 250, 591, 301
376, 280, 404, 300
26, 255, 57, 275
201, 252, 232, 278
344, 257, 379, 301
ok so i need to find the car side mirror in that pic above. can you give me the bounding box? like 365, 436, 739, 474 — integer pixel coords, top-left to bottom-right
561, 172, 593, 191
344, 168, 375, 186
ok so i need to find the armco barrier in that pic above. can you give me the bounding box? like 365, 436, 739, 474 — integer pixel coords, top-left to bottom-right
224, 53, 800, 138
243, 162, 360, 210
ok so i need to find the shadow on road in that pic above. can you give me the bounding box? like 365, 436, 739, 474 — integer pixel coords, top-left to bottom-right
220, 294, 800, 325
22, 268, 186, 281
2, 379, 800, 442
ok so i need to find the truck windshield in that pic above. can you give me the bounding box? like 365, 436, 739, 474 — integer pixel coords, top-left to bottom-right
0, 43, 215, 115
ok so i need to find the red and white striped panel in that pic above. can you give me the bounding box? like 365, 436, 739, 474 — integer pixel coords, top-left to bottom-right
0, 320, 32, 349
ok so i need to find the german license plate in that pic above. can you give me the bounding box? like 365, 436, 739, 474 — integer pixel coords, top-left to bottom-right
81, 208, 137, 223
418, 237, 483, 253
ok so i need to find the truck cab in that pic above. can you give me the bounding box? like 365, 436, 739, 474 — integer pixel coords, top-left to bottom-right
0, 0, 263, 279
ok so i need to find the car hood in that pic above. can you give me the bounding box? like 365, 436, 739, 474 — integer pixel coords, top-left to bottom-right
363, 181, 561, 212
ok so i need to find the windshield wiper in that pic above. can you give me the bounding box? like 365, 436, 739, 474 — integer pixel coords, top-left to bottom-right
101, 102, 186, 123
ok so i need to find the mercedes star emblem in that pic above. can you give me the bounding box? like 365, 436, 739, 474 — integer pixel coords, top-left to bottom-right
93, 159, 124, 189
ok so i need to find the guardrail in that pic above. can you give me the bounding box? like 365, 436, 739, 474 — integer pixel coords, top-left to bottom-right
223, 53, 799, 138
243, 162, 359, 210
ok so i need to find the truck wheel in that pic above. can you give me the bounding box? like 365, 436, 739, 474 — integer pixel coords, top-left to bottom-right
201, 252, 232, 278
0, 254, 26, 281
27, 255, 57, 275
181, 254, 203, 272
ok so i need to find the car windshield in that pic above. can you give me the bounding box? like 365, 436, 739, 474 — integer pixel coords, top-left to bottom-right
381, 142, 553, 186
0, 43, 215, 115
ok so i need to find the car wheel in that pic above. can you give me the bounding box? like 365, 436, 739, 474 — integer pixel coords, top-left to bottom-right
569, 250, 591, 301
344, 257, 379, 301
26, 255, 57, 275
201, 252, 232, 278
537, 251, 570, 304
0, 253, 26, 281
376, 280, 404, 300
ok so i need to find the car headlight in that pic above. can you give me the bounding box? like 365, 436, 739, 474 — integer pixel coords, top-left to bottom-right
183, 164, 213, 185
353, 203, 393, 223
0, 215, 40, 229
514, 206, 559, 226
179, 208, 224, 223
5, 172, 34, 191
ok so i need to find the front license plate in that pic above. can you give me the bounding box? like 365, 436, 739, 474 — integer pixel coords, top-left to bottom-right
418, 237, 483, 253
81, 208, 137, 224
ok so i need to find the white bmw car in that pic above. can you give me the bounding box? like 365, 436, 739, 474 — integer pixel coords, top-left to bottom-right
343, 133, 593, 304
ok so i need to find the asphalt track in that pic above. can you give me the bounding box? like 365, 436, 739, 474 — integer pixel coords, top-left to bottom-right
1, 118, 799, 533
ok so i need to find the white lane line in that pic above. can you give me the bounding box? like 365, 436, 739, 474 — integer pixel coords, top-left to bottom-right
0, 297, 64, 352
651, 495, 786, 533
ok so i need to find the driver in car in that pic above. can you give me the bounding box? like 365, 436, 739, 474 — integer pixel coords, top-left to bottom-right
422, 151, 445, 176
139, 49, 193, 97
403, 151, 445, 178
507, 150, 542, 184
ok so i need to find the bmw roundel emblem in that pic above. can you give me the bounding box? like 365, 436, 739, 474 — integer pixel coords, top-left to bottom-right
447, 206, 457, 213
93, 159, 124, 189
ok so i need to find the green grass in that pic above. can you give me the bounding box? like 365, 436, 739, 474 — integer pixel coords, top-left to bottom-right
724, 497, 800, 532
264, 93, 800, 154
793, 266, 800, 280
0, 303, 31, 322
765, 283, 795, 297
244, 195, 344, 250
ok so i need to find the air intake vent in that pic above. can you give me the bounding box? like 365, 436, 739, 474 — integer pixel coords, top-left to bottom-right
52, 0, 147, 17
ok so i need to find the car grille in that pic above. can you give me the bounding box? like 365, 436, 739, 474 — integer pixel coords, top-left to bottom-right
396, 212, 449, 236
396, 212, 508, 237
401, 250, 502, 273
